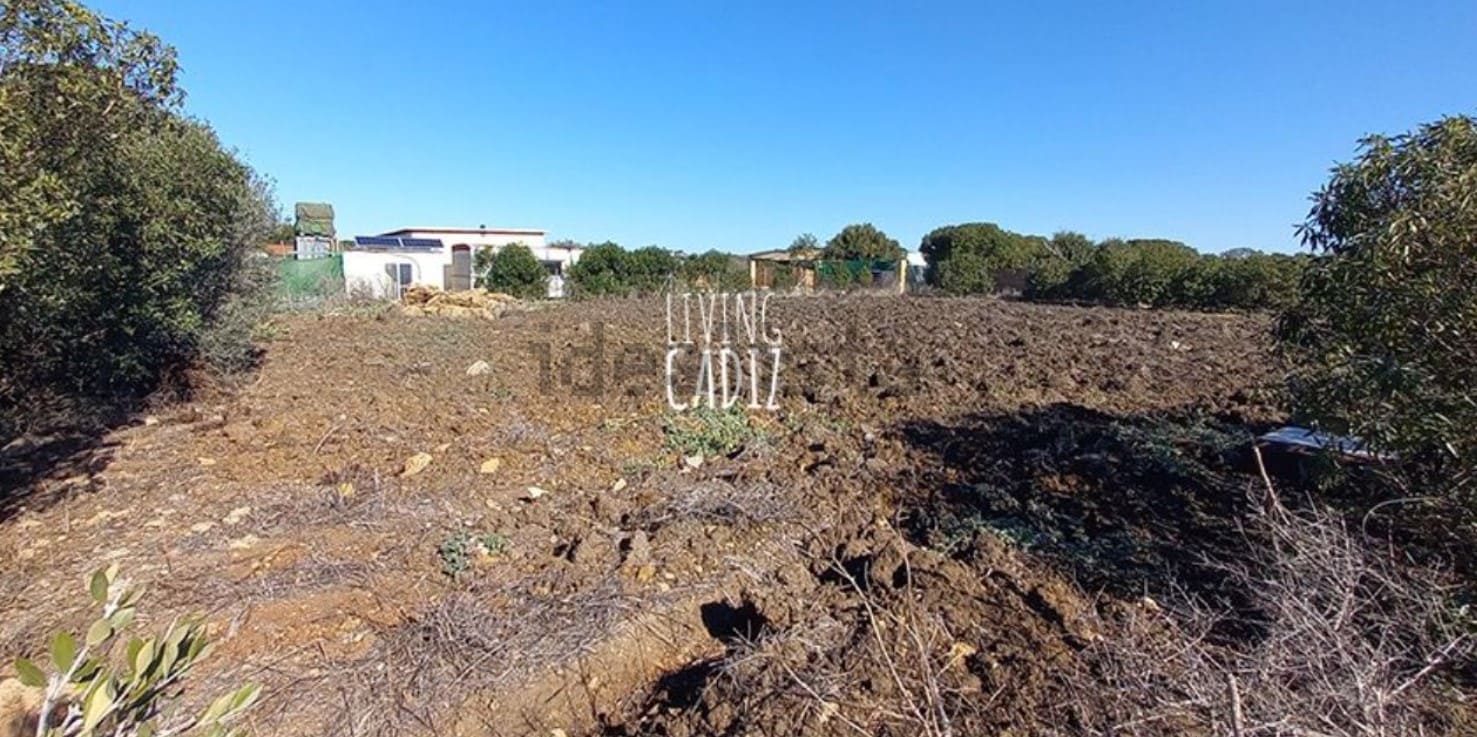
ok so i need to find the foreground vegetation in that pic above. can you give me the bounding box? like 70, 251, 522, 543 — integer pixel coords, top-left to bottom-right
0, 0, 275, 437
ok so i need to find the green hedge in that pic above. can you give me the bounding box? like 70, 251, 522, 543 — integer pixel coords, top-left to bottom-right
567, 243, 746, 297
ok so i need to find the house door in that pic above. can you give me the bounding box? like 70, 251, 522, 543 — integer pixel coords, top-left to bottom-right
384, 262, 413, 299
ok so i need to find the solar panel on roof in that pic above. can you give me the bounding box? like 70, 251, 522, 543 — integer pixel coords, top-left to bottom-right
353, 236, 445, 250
354, 236, 400, 248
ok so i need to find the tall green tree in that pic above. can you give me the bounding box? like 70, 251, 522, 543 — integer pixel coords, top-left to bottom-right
1279, 115, 1477, 492
823, 223, 904, 261
787, 233, 820, 257
0, 0, 276, 434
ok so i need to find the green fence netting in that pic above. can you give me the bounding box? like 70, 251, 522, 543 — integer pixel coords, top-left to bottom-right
814, 258, 900, 289
275, 254, 343, 301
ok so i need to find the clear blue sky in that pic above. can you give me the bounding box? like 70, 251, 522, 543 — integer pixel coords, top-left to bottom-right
96, 0, 1477, 254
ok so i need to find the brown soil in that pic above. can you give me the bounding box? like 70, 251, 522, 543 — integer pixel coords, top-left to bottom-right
0, 295, 1287, 736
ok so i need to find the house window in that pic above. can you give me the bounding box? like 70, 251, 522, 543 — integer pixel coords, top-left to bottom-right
384, 262, 413, 298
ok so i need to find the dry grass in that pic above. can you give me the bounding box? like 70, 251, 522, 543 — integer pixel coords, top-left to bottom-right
638, 479, 792, 530
329, 570, 707, 737
1083, 486, 1474, 737
661, 540, 991, 737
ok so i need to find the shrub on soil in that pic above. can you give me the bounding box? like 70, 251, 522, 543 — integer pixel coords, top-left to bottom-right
1278, 115, 1477, 512
663, 407, 762, 457
475, 243, 549, 299
0, 0, 277, 436
12, 565, 262, 736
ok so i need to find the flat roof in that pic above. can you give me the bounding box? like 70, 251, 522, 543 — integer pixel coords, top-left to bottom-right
380, 226, 546, 237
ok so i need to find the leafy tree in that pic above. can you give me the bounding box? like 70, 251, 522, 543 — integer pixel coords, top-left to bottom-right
1209, 253, 1305, 310
1077, 238, 1199, 307
1024, 258, 1076, 300
682, 250, 748, 291
823, 223, 904, 262
268, 221, 296, 244
0, 0, 276, 435
1045, 230, 1097, 265
920, 222, 1048, 294
1278, 115, 1477, 492
567, 241, 629, 297
787, 233, 820, 257
627, 245, 678, 293
475, 243, 548, 299
934, 249, 993, 295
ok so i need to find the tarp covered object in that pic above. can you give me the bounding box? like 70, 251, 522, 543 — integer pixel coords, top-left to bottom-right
294, 202, 336, 237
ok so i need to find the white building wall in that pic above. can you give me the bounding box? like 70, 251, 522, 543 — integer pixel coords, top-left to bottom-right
343, 250, 452, 299
392, 230, 580, 271
345, 229, 582, 299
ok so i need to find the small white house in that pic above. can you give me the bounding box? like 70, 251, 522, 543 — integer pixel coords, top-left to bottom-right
343, 226, 581, 299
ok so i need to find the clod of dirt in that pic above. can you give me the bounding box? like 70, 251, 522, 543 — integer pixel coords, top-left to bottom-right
400, 452, 432, 477
620, 531, 652, 571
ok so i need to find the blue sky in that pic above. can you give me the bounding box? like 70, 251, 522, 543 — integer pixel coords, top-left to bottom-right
97, 0, 1477, 254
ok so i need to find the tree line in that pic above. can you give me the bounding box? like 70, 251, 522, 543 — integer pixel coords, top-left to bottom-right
918, 223, 1307, 310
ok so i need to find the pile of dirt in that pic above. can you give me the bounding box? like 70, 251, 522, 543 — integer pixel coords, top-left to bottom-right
399, 286, 521, 318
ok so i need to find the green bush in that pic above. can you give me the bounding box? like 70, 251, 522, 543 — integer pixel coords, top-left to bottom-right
475, 243, 548, 299
920, 222, 1048, 294
567, 242, 630, 297
567, 243, 748, 297
0, 0, 276, 435
681, 250, 747, 292
663, 407, 762, 456
823, 223, 904, 261
1023, 257, 1075, 300
628, 246, 679, 293
1278, 115, 1477, 492
1024, 231, 1097, 300
13, 565, 261, 736
438, 529, 506, 580
1209, 252, 1306, 310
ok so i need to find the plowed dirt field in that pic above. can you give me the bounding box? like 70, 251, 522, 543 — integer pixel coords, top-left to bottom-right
1, 295, 1284, 736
